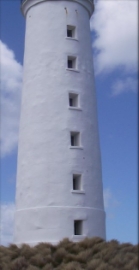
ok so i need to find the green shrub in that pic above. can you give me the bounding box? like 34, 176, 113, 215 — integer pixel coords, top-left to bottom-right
20, 244, 36, 260
87, 258, 100, 270
26, 266, 40, 270
95, 261, 109, 270
79, 237, 104, 249
0, 238, 138, 270
76, 248, 93, 263
29, 254, 46, 268
10, 256, 28, 270
62, 261, 84, 270
53, 247, 67, 266
42, 263, 53, 270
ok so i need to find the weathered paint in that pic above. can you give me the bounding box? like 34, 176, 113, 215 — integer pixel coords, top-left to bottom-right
14, 0, 106, 245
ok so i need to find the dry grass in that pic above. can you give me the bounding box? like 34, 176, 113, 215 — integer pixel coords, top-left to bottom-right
0, 238, 138, 270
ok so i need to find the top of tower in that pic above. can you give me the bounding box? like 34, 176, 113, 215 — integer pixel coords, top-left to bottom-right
21, 0, 94, 18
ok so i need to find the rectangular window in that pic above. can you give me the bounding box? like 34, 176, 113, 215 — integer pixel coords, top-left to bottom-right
70, 132, 80, 146
69, 93, 78, 107
67, 56, 76, 69
67, 25, 76, 38
73, 174, 81, 190
74, 220, 83, 235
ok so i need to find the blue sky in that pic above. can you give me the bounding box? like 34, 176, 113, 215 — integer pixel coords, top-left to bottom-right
0, 0, 138, 246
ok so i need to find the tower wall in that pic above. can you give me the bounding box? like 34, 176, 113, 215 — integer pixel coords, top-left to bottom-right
14, 0, 106, 245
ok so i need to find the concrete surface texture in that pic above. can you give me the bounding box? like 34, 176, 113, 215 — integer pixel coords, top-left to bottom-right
14, 0, 106, 245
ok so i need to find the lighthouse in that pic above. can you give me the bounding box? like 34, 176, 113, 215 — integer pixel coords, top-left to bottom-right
14, 0, 106, 245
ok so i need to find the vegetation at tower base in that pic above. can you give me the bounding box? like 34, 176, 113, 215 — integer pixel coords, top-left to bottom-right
0, 238, 138, 270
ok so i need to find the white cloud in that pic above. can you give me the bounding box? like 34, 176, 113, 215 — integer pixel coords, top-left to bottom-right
0, 203, 15, 246
91, 0, 138, 74
111, 77, 138, 96
0, 41, 22, 157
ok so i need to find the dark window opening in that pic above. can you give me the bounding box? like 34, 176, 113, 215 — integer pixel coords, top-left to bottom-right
74, 220, 83, 235
67, 25, 76, 38
71, 135, 75, 146
69, 98, 73, 106
70, 132, 80, 146
73, 175, 81, 190
67, 56, 76, 69
69, 93, 78, 107
67, 29, 72, 37
68, 60, 73, 68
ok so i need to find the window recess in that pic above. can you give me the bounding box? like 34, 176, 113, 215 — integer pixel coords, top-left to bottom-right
69, 93, 78, 107
70, 132, 80, 146
74, 220, 83, 235
73, 174, 81, 190
67, 56, 77, 69
67, 25, 76, 38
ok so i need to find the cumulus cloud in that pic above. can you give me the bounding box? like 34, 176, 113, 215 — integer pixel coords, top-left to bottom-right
0, 203, 15, 246
111, 77, 138, 96
91, 0, 138, 74
0, 40, 22, 157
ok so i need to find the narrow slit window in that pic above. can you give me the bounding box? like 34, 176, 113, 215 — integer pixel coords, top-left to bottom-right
69, 93, 78, 107
73, 174, 81, 190
70, 132, 80, 146
74, 220, 83, 235
67, 56, 76, 69
67, 25, 76, 38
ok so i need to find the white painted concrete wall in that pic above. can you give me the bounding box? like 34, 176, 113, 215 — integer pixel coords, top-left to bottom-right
14, 0, 106, 245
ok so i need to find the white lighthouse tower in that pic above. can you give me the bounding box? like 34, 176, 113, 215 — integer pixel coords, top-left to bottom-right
14, 0, 106, 245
